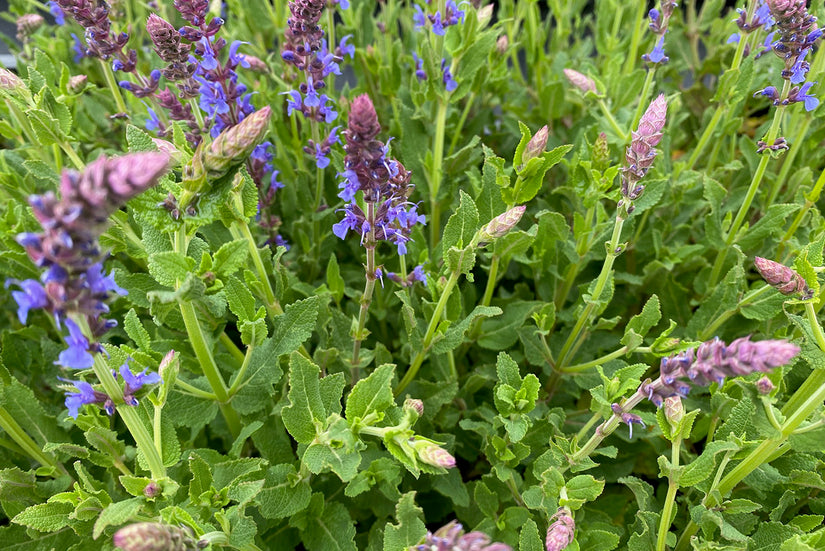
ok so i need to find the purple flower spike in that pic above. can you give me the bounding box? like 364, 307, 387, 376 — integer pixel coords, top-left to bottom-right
545, 509, 575, 551
58, 319, 94, 369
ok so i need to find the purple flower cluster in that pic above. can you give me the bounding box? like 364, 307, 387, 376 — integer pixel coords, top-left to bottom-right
728, 0, 774, 45
641, 336, 800, 407
545, 509, 575, 551
333, 94, 426, 259
755, 81, 820, 111
766, 0, 821, 83
413, 0, 466, 36
417, 521, 511, 551
8, 154, 168, 363
642, 2, 677, 65
52, 0, 137, 73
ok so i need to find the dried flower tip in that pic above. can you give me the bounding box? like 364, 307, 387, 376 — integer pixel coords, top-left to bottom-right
67, 75, 88, 94
17, 14, 45, 40
404, 398, 424, 417
201, 107, 272, 176
523, 125, 549, 164
663, 395, 684, 427
477, 206, 527, 246
545, 509, 575, 551
0, 68, 25, 92
113, 522, 198, 551
563, 68, 596, 94
754, 256, 812, 298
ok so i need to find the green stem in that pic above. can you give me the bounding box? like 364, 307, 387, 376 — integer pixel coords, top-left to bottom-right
228, 344, 255, 397
352, 203, 378, 379
698, 285, 772, 341
429, 99, 449, 250
684, 108, 724, 173
99, 59, 128, 114
628, 70, 655, 141
91, 354, 166, 479
707, 80, 791, 288
175, 379, 217, 400
556, 216, 625, 369
0, 406, 63, 474
597, 99, 626, 140
152, 403, 163, 460
220, 332, 246, 366
656, 436, 682, 551
562, 346, 652, 373
174, 228, 241, 437
447, 92, 477, 158
623, 1, 647, 75
395, 268, 462, 396
231, 220, 282, 316
574, 412, 603, 443
777, 165, 825, 258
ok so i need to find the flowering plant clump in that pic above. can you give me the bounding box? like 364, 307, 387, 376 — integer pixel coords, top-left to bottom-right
1, 1, 825, 550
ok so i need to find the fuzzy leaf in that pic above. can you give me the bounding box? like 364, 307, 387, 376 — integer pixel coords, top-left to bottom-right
346, 364, 395, 422
383, 492, 427, 551
442, 190, 479, 256
282, 353, 325, 443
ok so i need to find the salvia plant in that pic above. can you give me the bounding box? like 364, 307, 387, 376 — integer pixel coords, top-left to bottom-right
1, 0, 825, 550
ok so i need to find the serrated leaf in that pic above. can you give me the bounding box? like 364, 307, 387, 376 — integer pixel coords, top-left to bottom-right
346, 364, 395, 422
224, 276, 256, 321
148, 251, 195, 287
282, 353, 325, 443
681, 441, 739, 487
621, 295, 661, 346
257, 464, 311, 519
383, 492, 427, 551
123, 309, 152, 351
442, 190, 479, 255
12, 501, 74, 532
92, 498, 143, 539
496, 352, 522, 388
212, 239, 249, 277
519, 519, 544, 551
126, 124, 157, 153
431, 305, 502, 354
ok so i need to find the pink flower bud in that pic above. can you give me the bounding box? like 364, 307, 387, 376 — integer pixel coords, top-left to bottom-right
113, 522, 197, 551
756, 376, 775, 395
0, 67, 25, 92
663, 396, 684, 427
523, 125, 549, 164
404, 398, 424, 417
563, 69, 596, 94
546, 509, 575, 551
68, 75, 88, 94
478, 206, 527, 246
754, 257, 812, 298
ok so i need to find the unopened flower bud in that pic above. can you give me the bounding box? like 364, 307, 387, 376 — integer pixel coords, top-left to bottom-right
404, 398, 424, 417
477, 4, 493, 26
17, 14, 45, 41
67, 75, 88, 94
663, 396, 684, 429
754, 257, 812, 299
545, 508, 575, 551
496, 35, 509, 54
201, 107, 271, 177
523, 125, 549, 164
563, 68, 596, 94
477, 206, 527, 246
0, 68, 25, 92
243, 55, 269, 73
113, 522, 198, 551
756, 376, 775, 395
411, 438, 456, 468
143, 481, 160, 498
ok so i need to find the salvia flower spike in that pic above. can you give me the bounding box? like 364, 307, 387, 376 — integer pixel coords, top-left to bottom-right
545, 508, 575, 551
113, 522, 199, 551
417, 520, 512, 551
754, 256, 813, 299
621, 93, 667, 206
563, 68, 597, 94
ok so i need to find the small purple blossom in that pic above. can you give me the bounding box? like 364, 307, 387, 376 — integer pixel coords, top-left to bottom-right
48, 1, 66, 25
612, 403, 645, 438
643, 35, 669, 64
58, 319, 94, 369
338, 35, 355, 59
61, 379, 111, 418
441, 59, 457, 92
9, 279, 48, 324
119, 362, 162, 405
412, 52, 427, 81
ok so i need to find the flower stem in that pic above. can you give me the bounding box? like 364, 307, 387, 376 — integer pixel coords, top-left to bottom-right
351, 202, 378, 380
623, 1, 647, 76
429, 99, 449, 250
562, 346, 652, 373
597, 99, 626, 140
777, 165, 825, 258
698, 284, 772, 341
657, 436, 682, 551
99, 59, 128, 114
628, 70, 655, 141
707, 79, 791, 288
556, 215, 625, 369
228, 343, 255, 397
395, 267, 462, 396
230, 219, 282, 316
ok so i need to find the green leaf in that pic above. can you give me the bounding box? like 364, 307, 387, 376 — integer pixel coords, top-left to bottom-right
327, 255, 345, 304
270, 296, 320, 358
212, 239, 249, 277
229, 421, 264, 458
383, 492, 427, 551
257, 464, 311, 519
12, 501, 74, 532
510, 144, 573, 205
496, 352, 522, 388
431, 305, 502, 354
92, 498, 143, 539
123, 309, 152, 352
148, 251, 196, 287
621, 294, 661, 346
519, 519, 544, 551
681, 441, 739, 487
564, 475, 605, 509
282, 353, 326, 443
225, 275, 256, 321
126, 124, 157, 153
442, 190, 479, 256
346, 364, 395, 422
303, 416, 361, 481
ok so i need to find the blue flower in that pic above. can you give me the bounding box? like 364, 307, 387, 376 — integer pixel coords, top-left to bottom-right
198, 37, 218, 70
197, 77, 230, 117
146, 107, 162, 132
411, 265, 427, 286
304, 76, 320, 108
9, 279, 48, 324
71, 33, 86, 63
441, 59, 457, 92
726, 33, 740, 44
790, 49, 810, 84
284, 90, 303, 116
48, 1, 66, 25
318, 95, 338, 123
337, 169, 360, 201
432, 11, 446, 35
413, 52, 427, 81
643, 35, 669, 64
62, 380, 99, 418
273, 235, 290, 250
338, 35, 355, 59
58, 319, 94, 369
332, 208, 359, 239
270, 170, 284, 190
228, 41, 250, 69
315, 143, 331, 169
413, 5, 427, 30
120, 362, 162, 395
86, 263, 127, 297
797, 81, 819, 112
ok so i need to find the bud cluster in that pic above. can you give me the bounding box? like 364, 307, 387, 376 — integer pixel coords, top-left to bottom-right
563, 69, 596, 95
766, 0, 821, 83
754, 256, 813, 299
53, 0, 138, 73
114, 522, 199, 551
477, 206, 527, 247
641, 336, 800, 407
